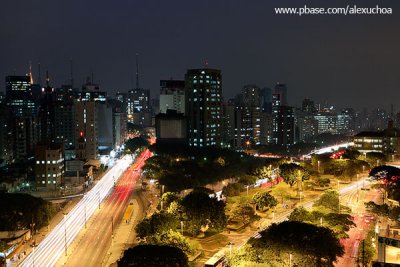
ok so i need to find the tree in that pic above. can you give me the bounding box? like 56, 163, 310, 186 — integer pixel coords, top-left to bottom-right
181, 191, 227, 236
229, 197, 256, 225
146, 230, 195, 254
279, 163, 309, 188
118, 245, 188, 267
250, 221, 344, 266
135, 212, 178, 239
125, 137, 149, 153
253, 166, 273, 179
161, 192, 180, 210
252, 191, 277, 211
369, 165, 400, 201
222, 183, 243, 197
314, 190, 341, 213
366, 152, 386, 166
0, 193, 56, 231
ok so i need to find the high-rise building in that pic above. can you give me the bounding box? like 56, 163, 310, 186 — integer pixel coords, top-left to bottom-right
54, 85, 77, 149
75, 100, 97, 160
271, 93, 281, 144
276, 106, 295, 146
127, 88, 152, 127
5, 75, 36, 117
185, 68, 222, 147
38, 75, 56, 143
274, 83, 288, 106
159, 80, 185, 114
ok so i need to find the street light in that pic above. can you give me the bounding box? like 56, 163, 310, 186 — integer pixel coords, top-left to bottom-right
317, 160, 320, 173
289, 253, 293, 267
246, 185, 249, 196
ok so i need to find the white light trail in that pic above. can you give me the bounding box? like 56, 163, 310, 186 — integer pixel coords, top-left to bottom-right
20, 155, 132, 267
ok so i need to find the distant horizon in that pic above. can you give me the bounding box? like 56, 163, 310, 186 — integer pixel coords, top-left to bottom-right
0, 66, 397, 113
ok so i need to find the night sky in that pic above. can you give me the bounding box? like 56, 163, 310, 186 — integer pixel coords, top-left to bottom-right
1, 0, 400, 110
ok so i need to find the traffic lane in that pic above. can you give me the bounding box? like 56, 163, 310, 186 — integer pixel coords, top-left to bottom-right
67, 167, 139, 266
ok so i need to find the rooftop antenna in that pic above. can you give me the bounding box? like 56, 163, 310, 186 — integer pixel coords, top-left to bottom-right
70, 59, 74, 87
29, 61, 34, 84
136, 53, 140, 89
38, 63, 42, 85
46, 71, 50, 87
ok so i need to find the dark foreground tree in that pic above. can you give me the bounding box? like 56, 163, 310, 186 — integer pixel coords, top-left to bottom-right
118, 245, 188, 267
250, 221, 344, 266
0, 193, 56, 231
181, 190, 227, 236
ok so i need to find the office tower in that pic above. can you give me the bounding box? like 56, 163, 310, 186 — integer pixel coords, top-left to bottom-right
271, 93, 281, 144
234, 85, 264, 146
297, 115, 318, 142
185, 68, 222, 147
159, 80, 185, 114
54, 85, 77, 149
274, 82, 288, 106
5, 75, 36, 117
222, 100, 236, 148
6, 75, 38, 162
35, 143, 65, 189
261, 87, 272, 113
81, 78, 107, 102
75, 100, 97, 160
276, 106, 295, 146
0, 102, 13, 163
127, 88, 152, 127
314, 111, 337, 134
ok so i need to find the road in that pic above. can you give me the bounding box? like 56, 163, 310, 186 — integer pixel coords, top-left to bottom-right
335, 187, 380, 267
19, 153, 135, 267
207, 177, 373, 265
60, 149, 151, 267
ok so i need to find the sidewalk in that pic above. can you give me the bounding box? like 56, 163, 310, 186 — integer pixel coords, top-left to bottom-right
6, 198, 79, 266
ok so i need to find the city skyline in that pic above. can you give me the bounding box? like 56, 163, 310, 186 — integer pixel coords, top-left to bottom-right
1, 0, 400, 110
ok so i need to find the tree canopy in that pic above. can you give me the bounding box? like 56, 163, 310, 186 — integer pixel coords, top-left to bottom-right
252, 191, 277, 211
118, 245, 188, 267
279, 163, 309, 187
0, 193, 56, 231
181, 190, 227, 236
249, 221, 344, 266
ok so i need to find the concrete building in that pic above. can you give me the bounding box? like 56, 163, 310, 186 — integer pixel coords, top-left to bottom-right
159, 80, 185, 114
35, 143, 65, 189
155, 109, 186, 144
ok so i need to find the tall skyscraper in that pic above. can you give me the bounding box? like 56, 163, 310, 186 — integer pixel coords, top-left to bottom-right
127, 88, 152, 127
5, 75, 36, 117
185, 68, 222, 147
274, 82, 288, 106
